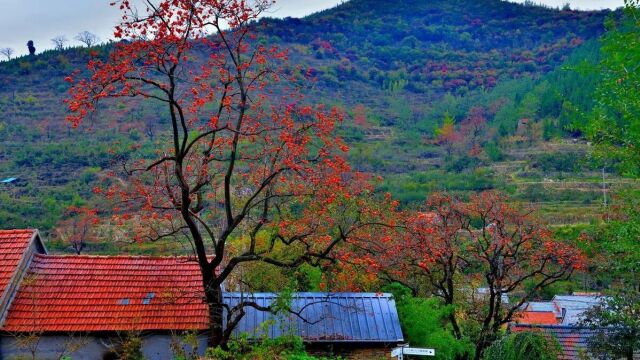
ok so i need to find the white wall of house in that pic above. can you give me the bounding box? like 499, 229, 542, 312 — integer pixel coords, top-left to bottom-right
0, 333, 207, 360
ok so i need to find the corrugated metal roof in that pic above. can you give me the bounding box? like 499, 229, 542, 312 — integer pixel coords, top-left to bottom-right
560, 309, 588, 326
553, 295, 605, 308
552, 295, 606, 325
511, 324, 597, 360
226, 292, 404, 343
525, 301, 556, 312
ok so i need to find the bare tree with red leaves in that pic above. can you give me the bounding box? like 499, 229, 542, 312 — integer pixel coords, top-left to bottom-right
459, 106, 487, 157
56, 206, 99, 254
65, 0, 387, 347
352, 104, 369, 128
357, 192, 584, 359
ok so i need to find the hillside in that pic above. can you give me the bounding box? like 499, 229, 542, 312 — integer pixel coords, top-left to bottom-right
0, 0, 635, 249
268, 0, 607, 95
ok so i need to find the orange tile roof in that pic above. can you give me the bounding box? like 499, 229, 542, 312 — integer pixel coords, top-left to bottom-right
514, 311, 559, 325
0, 229, 35, 300
2, 254, 209, 332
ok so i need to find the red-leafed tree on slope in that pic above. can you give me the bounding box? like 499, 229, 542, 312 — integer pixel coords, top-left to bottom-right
65, 0, 389, 347
352, 192, 584, 359
55, 206, 99, 255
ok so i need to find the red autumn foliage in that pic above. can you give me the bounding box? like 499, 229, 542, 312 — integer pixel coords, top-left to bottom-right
460, 107, 487, 148
352, 104, 369, 128
349, 191, 584, 358
55, 206, 99, 254
65, 0, 388, 347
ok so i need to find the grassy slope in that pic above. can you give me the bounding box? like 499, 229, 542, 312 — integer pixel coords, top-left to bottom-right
0, 0, 635, 253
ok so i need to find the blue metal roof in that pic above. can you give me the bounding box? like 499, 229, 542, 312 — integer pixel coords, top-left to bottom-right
552, 295, 607, 325
0, 177, 17, 184
525, 301, 556, 312
561, 309, 588, 326
553, 295, 605, 310
224, 292, 404, 343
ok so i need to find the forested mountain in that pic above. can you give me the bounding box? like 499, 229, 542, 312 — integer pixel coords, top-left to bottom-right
0, 0, 631, 241
269, 0, 606, 94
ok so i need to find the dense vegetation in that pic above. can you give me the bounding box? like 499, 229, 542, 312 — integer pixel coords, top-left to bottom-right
1, 0, 630, 242
269, 0, 606, 97
1, 0, 639, 358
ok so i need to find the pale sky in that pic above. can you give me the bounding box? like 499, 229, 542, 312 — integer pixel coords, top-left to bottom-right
0, 0, 625, 57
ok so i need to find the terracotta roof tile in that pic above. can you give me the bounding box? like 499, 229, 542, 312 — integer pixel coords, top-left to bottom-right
1, 254, 208, 332
514, 311, 559, 325
1, 232, 404, 341
0, 229, 35, 300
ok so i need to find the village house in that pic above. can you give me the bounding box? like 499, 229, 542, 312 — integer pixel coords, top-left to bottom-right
511, 293, 608, 359
0, 230, 404, 360
515, 293, 606, 326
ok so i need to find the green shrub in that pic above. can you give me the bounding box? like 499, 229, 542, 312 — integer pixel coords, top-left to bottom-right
482, 331, 561, 360
204, 334, 333, 360
120, 333, 145, 360
383, 284, 475, 360
484, 142, 504, 162
445, 155, 482, 173
532, 152, 588, 173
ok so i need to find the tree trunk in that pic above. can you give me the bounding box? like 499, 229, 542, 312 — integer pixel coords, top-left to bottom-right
204, 280, 225, 348
449, 312, 463, 340
474, 341, 485, 360
474, 332, 494, 360
445, 264, 462, 339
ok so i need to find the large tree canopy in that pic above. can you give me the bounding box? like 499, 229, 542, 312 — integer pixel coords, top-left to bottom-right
66, 0, 389, 347
347, 192, 584, 359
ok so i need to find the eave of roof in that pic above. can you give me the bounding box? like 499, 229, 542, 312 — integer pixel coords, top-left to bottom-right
0, 229, 45, 327
0, 230, 36, 298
